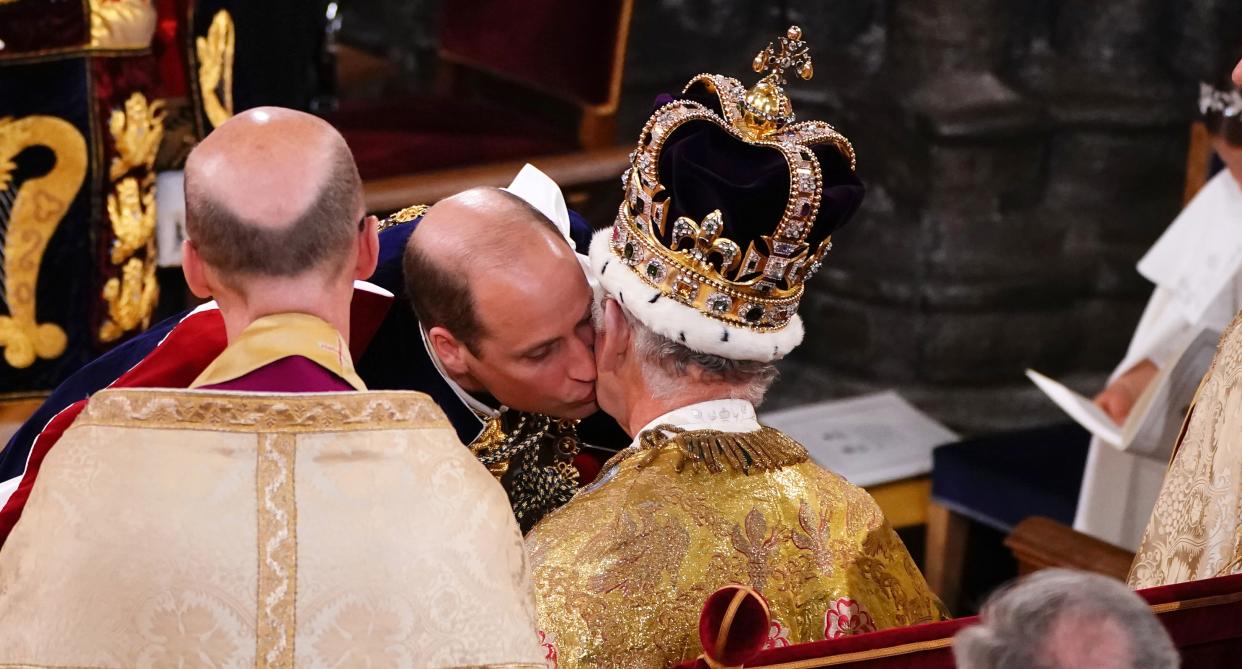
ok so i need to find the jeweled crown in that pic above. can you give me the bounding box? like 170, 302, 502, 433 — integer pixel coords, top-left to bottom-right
609, 26, 857, 332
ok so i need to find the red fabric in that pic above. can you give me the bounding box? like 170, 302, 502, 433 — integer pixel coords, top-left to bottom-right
152, 0, 190, 99
438, 0, 626, 106
739, 574, 1242, 668
572, 453, 602, 488
329, 96, 574, 181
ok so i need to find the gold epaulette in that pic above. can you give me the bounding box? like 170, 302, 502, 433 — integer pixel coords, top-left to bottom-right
377, 204, 429, 232
629, 424, 808, 475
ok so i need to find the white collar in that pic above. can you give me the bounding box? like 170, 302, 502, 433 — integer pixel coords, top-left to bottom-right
630, 398, 760, 447
418, 322, 501, 420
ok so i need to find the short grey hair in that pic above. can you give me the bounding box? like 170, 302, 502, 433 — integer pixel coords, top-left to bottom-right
593, 292, 778, 405
953, 569, 1178, 669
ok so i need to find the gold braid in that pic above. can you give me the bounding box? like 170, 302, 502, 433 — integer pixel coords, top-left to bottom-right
629, 424, 808, 475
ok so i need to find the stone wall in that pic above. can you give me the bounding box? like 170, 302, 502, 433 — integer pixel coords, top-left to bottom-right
342, 0, 1241, 432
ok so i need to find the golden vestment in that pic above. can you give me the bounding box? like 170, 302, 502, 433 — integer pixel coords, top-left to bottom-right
1130, 310, 1242, 588
527, 399, 944, 669
0, 388, 544, 669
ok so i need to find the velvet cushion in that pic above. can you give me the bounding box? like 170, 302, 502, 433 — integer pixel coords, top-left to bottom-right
329, 96, 575, 180
655, 86, 865, 260
931, 423, 1089, 532
740, 573, 1242, 668
438, 0, 626, 106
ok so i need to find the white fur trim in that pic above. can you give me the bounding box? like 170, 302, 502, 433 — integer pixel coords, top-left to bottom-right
589, 228, 803, 362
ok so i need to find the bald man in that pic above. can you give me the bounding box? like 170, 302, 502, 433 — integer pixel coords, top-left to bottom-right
399, 187, 599, 531
179, 107, 378, 391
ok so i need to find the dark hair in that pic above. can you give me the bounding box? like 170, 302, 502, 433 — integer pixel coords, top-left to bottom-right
402, 188, 561, 354
185, 142, 361, 282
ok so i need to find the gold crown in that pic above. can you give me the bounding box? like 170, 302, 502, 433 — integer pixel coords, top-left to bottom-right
609, 26, 855, 331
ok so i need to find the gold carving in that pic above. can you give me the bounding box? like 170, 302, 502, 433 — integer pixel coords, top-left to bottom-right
89, 0, 158, 50
99, 251, 159, 342
109, 93, 165, 181
106, 176, 157, 264
0, 116, 88, 369
196, 10, 236, 129
100, 92, 165, 342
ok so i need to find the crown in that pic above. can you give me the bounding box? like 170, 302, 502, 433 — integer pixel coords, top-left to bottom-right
608, 26, 855, 333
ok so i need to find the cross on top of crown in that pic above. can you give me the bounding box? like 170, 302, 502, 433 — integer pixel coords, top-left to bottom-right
753, 25, 814, 85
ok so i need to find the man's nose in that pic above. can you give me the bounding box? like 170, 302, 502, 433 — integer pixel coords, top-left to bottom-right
566, 334, 597, 383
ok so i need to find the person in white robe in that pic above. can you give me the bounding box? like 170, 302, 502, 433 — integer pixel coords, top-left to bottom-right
1076, 76, 1242, 550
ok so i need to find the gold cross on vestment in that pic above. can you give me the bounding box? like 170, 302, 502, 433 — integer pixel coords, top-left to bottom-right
753, 25, 814, 84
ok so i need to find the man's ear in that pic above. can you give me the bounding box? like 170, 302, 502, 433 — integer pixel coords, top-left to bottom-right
355, 215, 380, 280
427, 325, 475, 381
598, 298, 631, 374
181, 240, 213, 299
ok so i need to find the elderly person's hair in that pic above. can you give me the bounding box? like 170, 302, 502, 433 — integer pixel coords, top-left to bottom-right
594, 292, 778, 405
403, 187, 561, 354
185, 138, 361, 281
953, 569, 1178, 669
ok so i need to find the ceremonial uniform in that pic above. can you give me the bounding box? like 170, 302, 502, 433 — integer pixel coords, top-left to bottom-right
528, 28, 943, 668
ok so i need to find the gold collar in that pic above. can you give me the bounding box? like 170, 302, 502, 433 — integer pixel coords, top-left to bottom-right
190, 313, 366, 391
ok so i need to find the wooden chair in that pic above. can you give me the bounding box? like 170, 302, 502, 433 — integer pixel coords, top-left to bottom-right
328, 0, 634, 216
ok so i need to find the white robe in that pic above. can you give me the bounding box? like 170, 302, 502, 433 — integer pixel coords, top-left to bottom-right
1074, 170, 1242, 550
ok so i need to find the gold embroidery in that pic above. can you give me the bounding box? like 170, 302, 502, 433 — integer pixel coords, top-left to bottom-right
78, 388, 452, 432
256, 432, 296, 667
629, 424, 809, 474
197, 10, 236, 129
528, 424, 944, 669
88, 0, 157, 50
100, 92, 164, 342
382, 204, 429, 229
1130, 310, 1242, 588
0, 115, 87, 368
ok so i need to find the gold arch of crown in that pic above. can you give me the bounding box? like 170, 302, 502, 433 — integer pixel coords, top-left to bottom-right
609, 35, 856, 331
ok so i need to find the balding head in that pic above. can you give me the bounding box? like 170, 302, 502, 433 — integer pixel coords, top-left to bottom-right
404, 187, 572, 350
184, 107, 363, 286
404, 187, 599, 419
953, 570, 1177, 669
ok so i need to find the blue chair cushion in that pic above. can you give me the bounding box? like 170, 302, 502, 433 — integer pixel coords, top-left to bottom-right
931, 423, 1089, 532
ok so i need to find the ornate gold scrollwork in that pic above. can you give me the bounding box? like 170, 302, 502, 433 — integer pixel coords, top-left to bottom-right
196, 10, 235, 129
0, 116, 88, 369
100, 92, 165, 343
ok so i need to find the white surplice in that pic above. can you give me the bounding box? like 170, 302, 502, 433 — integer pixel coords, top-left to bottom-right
1075, 170, 1242, 549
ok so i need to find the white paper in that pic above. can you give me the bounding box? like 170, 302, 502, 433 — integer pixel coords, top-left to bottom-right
760, 391, 959, 487
1026, 369, 1122, 447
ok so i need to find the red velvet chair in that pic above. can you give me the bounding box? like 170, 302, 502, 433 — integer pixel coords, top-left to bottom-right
329, 0, 634, 213
679, 574, 1242, 668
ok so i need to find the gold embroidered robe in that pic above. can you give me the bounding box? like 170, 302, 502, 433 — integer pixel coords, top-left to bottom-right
1130, 310, 1242, 588
527, 399, 944, 669
0, 388, 544, 669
